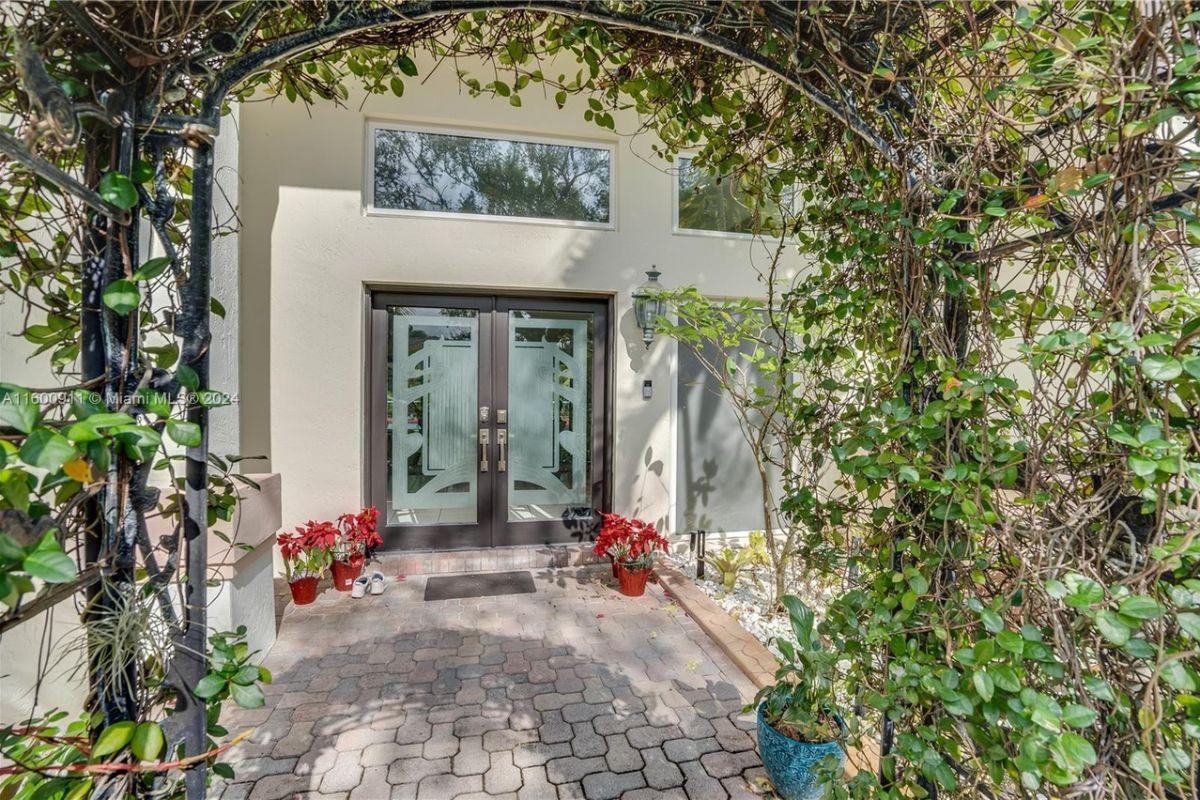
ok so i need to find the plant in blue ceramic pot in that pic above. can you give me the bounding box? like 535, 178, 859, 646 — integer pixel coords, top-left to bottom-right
751, 596, 845, 800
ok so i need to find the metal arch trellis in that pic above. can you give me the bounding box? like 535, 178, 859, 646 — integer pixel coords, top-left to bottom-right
2, 2, 1109, 797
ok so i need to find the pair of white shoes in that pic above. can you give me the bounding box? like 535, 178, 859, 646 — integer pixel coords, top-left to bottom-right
351, 571, 387, 598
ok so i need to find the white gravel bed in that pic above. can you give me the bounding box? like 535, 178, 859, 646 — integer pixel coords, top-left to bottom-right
663, 550, 838, 659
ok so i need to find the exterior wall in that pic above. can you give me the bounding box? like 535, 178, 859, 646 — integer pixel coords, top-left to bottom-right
237, 55, 809, 544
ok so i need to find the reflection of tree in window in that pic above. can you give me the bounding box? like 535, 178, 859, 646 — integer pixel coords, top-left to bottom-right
374, 129, 610, 223
677, 157, 792, 235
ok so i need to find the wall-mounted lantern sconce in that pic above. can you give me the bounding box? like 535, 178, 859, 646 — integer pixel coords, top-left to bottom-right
632, 267, 666, 349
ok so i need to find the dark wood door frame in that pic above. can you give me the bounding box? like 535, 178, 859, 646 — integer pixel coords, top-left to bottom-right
365, 287, 612, 551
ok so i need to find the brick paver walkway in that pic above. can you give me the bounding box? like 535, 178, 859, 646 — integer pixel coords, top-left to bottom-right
214, 566, 767, 799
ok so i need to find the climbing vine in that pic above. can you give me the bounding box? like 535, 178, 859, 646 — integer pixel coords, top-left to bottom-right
0, 2, 1197, 798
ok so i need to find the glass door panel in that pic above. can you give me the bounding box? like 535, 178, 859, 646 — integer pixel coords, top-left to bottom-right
387, 307, 479, 527
505, 310, 594, 522
368, 293, 606, 550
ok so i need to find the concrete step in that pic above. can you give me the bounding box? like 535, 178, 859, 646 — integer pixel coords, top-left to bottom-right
373, 544, 603, 575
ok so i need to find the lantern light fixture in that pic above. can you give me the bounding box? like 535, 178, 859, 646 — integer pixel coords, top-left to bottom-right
632, 267, 666, 348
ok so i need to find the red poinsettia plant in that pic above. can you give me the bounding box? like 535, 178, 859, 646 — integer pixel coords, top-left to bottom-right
333, 506, 382, 562
592, 513, 669, 572
278, 520, 336, 582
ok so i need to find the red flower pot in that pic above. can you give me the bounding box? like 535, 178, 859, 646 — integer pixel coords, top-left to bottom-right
610, 557, 619, 578
616, 564, 650, 597
330, 556, 364, 591
288, 576, 319, 605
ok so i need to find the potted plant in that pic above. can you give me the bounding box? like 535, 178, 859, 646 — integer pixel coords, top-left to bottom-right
752, 596, 845, 800
330, 506, 381, 591
592, 513, 669, 597
278, 523, 334, 605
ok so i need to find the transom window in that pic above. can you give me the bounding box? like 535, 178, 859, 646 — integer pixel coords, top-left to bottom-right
367, 122, 614, 226
674, 156, 797, 238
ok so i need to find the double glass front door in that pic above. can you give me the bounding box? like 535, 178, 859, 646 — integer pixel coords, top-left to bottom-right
367, 293, 608, 549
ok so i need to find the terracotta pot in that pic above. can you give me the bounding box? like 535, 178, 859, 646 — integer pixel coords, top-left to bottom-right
288, 576, 319, 605
330, 557, 364, 591
616, 564, 650, 597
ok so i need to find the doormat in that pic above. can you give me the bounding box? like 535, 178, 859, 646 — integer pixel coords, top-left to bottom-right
424, 571, 536, 602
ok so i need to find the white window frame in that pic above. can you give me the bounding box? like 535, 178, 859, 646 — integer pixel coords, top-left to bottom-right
364, 120, 617, 230
671, 153, 797, 241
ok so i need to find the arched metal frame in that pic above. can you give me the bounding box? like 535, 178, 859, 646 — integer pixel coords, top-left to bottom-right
11, 3, 996, 796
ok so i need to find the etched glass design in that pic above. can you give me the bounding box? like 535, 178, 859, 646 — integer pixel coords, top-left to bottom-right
387, 307, 478, 525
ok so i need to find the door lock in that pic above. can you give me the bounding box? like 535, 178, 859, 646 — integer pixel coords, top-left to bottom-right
479, 406, 490, 423
479, 428, 490, 472
496, 408, 507, 424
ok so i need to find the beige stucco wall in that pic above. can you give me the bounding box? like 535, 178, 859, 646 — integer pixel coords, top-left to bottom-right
237, 55, 809, 541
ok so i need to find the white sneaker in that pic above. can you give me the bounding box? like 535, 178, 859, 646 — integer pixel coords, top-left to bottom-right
369, 571, 387, 595
351, 574, 370, 598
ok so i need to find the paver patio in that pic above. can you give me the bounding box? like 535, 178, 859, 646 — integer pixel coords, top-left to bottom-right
214, 566, 768, 800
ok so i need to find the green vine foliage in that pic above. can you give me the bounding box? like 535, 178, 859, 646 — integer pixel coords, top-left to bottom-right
0, 628, 268, 798
0, 2, 1198, 798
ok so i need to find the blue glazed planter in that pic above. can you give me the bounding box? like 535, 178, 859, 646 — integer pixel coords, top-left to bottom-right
757, 703, 844, 800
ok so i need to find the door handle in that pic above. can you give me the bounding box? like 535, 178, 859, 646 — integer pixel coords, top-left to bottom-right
496, 429, 508, 473
479, 428, 490, 472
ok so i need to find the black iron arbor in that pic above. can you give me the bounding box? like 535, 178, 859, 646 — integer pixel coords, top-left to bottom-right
2, 2, 1196, 798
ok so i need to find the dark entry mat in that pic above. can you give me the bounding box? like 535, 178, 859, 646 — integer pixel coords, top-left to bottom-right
424, 571, 536, 601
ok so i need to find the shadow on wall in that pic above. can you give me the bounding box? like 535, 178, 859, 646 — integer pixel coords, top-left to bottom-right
675, 339, 780, 539
626, 445, 668, 534
618, 305, 650, 374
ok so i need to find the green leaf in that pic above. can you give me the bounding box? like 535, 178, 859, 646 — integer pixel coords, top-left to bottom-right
19, 429, 77, 472
389, 76, 405, 98
1129, 454, 1158, 477
1095, 610, 1132, 645
132, 256, 173, 282
980, 608, 1004, 633
1083, 675, 1115, 702
1161, 659, 1197, 691
102, 280, 140, 315
112, 425, 162, 462
1118, 595, 1163, 620
98, 172, 138, 211
193, 674, 227, 699
0, 384, 40, 433
1030, 695, 1063, 732
996, 631, 1024, 656
176, 365, 200, 391
1049, 732, 1097, 774
1142, 353, 1183, 382
1176, 612, 1200, 639
23, 536, 76, 583
941, 689, 974, 716
66, 412, 137, 443
1063, 577, 1104, 608
167, 420, 202, 448
973, 670, 995, 702
396, 54, 419, 77
1062, 703, 1097, 728
92, 720, 136, 758
131, 721, 164, 761
1130, 749, 1155, 778
230, 682, 265, 708
231, 665, 260, 686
